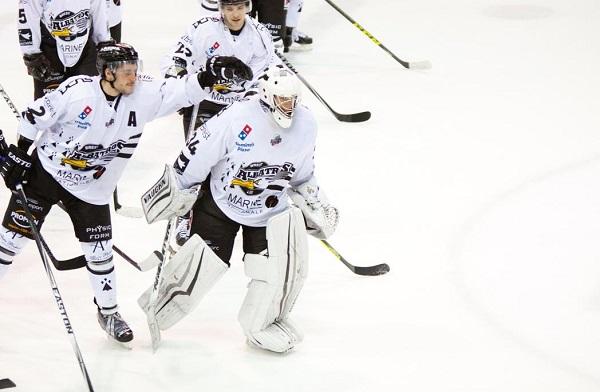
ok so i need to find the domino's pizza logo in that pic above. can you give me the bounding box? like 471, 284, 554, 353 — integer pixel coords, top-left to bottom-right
78, 106, 92, 120
238, 124, 252, 140
207, 41, 220, 56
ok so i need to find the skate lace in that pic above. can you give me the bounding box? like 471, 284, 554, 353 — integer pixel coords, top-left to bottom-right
103, 312, 131, 338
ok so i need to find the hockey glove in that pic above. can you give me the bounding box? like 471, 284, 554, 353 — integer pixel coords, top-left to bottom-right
288, 177, 339, 239
1, 145, 32, 191
197, 56, 253, 88
22, 53, 62, 82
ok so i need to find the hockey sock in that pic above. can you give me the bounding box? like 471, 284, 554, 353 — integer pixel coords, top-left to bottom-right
81, 241, 118, 314
0, 227, 29, 280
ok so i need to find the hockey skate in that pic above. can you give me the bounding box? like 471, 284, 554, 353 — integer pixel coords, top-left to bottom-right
287, 28, 313, 52
97, 310, 134, 346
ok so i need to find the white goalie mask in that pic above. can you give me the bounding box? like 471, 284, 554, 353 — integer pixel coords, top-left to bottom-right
259, 65, 302, 128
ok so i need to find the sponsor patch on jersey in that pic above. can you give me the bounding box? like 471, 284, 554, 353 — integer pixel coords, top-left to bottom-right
238, 124, 252, 140
18, 29, 32, 45
236, 141, 254, 152
78, 105, 92, 120
49, 10, 90, 42
205, 41, 220, 56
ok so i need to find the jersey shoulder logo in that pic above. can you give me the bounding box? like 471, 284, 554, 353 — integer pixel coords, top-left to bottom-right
238, 124, 252, 140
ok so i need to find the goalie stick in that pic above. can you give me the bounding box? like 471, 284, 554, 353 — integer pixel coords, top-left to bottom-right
141, 217, 176, 352
15, 185, 95, 392
320, 239, 390, 276
276, 52, 371, 123
323, 0, 431, 70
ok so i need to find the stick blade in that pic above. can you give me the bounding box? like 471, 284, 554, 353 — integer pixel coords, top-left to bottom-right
335, 110, 371, 123
353, 263, 390, 276
409, 60, 432, 70
0, 378, 16, 389
115, 206, 144, 218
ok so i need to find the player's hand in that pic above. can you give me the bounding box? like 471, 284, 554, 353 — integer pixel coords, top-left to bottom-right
23, 53, 62, 82
0, 145, 32, 191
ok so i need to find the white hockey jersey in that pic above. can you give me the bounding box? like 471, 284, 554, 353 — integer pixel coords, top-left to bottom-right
18, 0, 111, 67
17, 74, 207, 205
174, 97, 317, 227
105, 0, 122, 28
160, 15, 275, 106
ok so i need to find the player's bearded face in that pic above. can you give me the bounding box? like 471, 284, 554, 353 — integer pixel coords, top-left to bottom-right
222, 4, 246, 31
113, 63, 138, 95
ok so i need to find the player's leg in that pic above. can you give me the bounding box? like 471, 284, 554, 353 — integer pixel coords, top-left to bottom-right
64, 195, 133, 343
0, 158, 58, 280
238, 206, 309, 353
138, 185, 235, 330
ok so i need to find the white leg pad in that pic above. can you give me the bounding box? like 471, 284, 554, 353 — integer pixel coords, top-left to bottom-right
238, 207, 308, 353
138, 234, 228, 330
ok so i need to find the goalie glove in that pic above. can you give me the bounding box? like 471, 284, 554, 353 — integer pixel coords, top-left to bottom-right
287, 176, 339, 239
141, 164, 200, 224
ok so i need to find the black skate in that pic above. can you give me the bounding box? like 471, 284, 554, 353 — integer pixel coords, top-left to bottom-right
291, 30, 313, 52
97, 310, 134, 344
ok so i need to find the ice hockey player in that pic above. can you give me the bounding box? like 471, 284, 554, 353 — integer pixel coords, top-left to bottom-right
0, 42, 252, 344
18, 0, 113, 99
162, 0, 277, 246
283, 0, 313, 53
138, 65, 339, 353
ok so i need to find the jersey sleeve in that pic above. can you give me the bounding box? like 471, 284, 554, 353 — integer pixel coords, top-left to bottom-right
173, 107, 233, 189
140, 73, 208, 121
91, 0, 111, 43
18, 0, 43, 55
289, 108, 318, 187
17, 77, 94, 140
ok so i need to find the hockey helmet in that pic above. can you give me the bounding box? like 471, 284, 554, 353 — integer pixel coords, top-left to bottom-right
218, 0, 251, 12
258, 65, 302, 128
96, 42, 142, 78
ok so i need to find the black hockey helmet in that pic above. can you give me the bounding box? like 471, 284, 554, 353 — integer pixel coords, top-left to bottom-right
96, 42, 141, 78
218, 0, 251, 9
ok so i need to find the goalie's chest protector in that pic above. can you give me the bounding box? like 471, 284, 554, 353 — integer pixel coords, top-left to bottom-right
209, 103, 316, 227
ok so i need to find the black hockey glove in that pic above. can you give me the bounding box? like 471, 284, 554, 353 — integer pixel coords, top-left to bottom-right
197, 56, 253, 88
1, 145, 32, 191
22, 53, 62, 82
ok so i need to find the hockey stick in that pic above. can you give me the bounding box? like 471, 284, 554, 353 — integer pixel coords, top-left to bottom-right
323, 0, 431, 70
320, 239, 390, 276
15, 185, 95, 391
141, 217, 175, 352
0, 378, 16, 389
113, 187, 143, 218
276, 52, 371, 123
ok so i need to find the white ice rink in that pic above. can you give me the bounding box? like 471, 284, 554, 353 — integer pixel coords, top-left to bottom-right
1, 0, 600, 391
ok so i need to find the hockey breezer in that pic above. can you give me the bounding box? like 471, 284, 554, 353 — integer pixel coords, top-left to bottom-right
320, 239, 390, 276
323, 0, 431, 70
276, 52, 371, 123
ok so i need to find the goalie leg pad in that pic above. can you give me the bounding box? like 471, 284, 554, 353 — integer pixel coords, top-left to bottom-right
138, 234, 228, 330
238, 207, 308, 353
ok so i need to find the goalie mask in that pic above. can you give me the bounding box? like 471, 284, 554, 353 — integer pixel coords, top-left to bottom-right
258, 65, 302, 128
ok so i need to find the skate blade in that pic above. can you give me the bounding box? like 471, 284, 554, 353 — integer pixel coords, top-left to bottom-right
105, 334, 133, 350
290, 44, 313, 52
